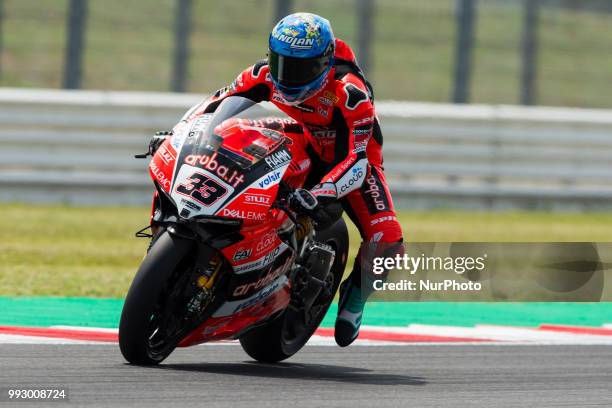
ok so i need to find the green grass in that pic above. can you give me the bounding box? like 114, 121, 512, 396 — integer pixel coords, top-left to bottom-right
1, 0, 612, 107
1, 203, 612, 298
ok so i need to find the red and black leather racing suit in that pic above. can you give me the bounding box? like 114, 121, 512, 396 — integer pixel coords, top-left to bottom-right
186, 39, 403, 286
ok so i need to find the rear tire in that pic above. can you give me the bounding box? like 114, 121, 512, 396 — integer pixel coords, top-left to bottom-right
119, 232, 193, 365
239, 218, 349, 363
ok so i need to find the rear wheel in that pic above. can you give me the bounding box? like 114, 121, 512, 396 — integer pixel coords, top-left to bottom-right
239, 218, 349, 362
119, 232, 195, 365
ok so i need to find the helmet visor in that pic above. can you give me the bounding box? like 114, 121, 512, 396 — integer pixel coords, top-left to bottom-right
268, 50, 330, 88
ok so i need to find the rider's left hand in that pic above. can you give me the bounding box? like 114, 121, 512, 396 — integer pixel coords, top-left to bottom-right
288, 188, 319, 214
288, 188, 343, 228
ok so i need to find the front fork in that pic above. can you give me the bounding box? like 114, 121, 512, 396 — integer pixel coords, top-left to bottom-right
150, 191, 161, 237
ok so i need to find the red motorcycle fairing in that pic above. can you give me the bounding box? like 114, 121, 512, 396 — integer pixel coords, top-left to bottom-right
149, 116, 314, 346
178, 275, 291, 346
149, 116, 311, 223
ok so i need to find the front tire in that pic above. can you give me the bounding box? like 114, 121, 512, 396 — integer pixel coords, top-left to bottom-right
119, 231, 193, 365
239, 217, 349, 362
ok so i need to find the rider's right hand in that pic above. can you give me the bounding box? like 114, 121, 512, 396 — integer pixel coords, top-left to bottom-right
149, 131, 172, 155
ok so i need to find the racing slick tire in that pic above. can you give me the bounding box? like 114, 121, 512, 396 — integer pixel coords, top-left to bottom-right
119, 231, 194, 365
239, 217, 349, 363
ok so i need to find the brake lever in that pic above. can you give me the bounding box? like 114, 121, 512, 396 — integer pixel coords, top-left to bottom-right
135, 131, 173, 159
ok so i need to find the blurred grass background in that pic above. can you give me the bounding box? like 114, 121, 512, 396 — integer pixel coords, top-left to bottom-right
2, 203, 612, 298
2, 0, 612, 107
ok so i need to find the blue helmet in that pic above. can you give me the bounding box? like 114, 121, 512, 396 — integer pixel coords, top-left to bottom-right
268, 13, 335, 105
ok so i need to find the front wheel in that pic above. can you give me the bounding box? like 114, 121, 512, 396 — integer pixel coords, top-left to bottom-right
239, 217, 349, 362
119, 231, 194, 365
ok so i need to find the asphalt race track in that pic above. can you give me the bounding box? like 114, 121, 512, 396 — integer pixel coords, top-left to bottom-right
1, 344, 611, 407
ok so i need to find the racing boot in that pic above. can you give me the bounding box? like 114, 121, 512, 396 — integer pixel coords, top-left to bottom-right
334, 278, 365, 347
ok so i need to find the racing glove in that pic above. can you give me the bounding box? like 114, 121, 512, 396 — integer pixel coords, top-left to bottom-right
288, 188, 318, 214
288, 188, 343, 229
149, 131, 173, 154
135, 131, 173, 159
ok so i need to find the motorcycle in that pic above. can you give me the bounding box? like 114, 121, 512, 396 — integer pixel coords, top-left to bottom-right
119, 97, 349, 365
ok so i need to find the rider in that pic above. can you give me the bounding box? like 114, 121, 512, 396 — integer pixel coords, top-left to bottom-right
181, 12, 403, 347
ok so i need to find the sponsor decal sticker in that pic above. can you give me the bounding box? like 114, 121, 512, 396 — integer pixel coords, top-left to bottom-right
263, 117, 297, 126
188, 114, 212, 137
244, 193, 272, 207
170, 122, 189, 151
353, 124, 372, 151
353, 124, 373, 137
158, 144, 176, 165
339, 168, 365, 194
371, 231, 384, 243
149, 160, 171, 190
311, 182, 337, 199
324, 91, 339, 104
255, 127, 284, 140
185, 152, 245, 188
257, 170, 283, 188
181, 198, 202, 212
318, 96, 333, 106
221, 208, 266, 221
272, 31, 316, 49
353, 116, 375, 126
299, 158, 311, 171
336, 159, 368, 195
232, 242, 289, 274
363, 169, 391, 214
233, 268, 280, 297
326, 156, 355, 181
233, 248, 252, 261
272, 92, 285, 103
256, 231, 278, 253
264, 149, 291, 169
294, 104, 315, 113
233, 279, 282, 313
247, 164, 288, 192
371, 215, 397, 226
310, 129, 336, 147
